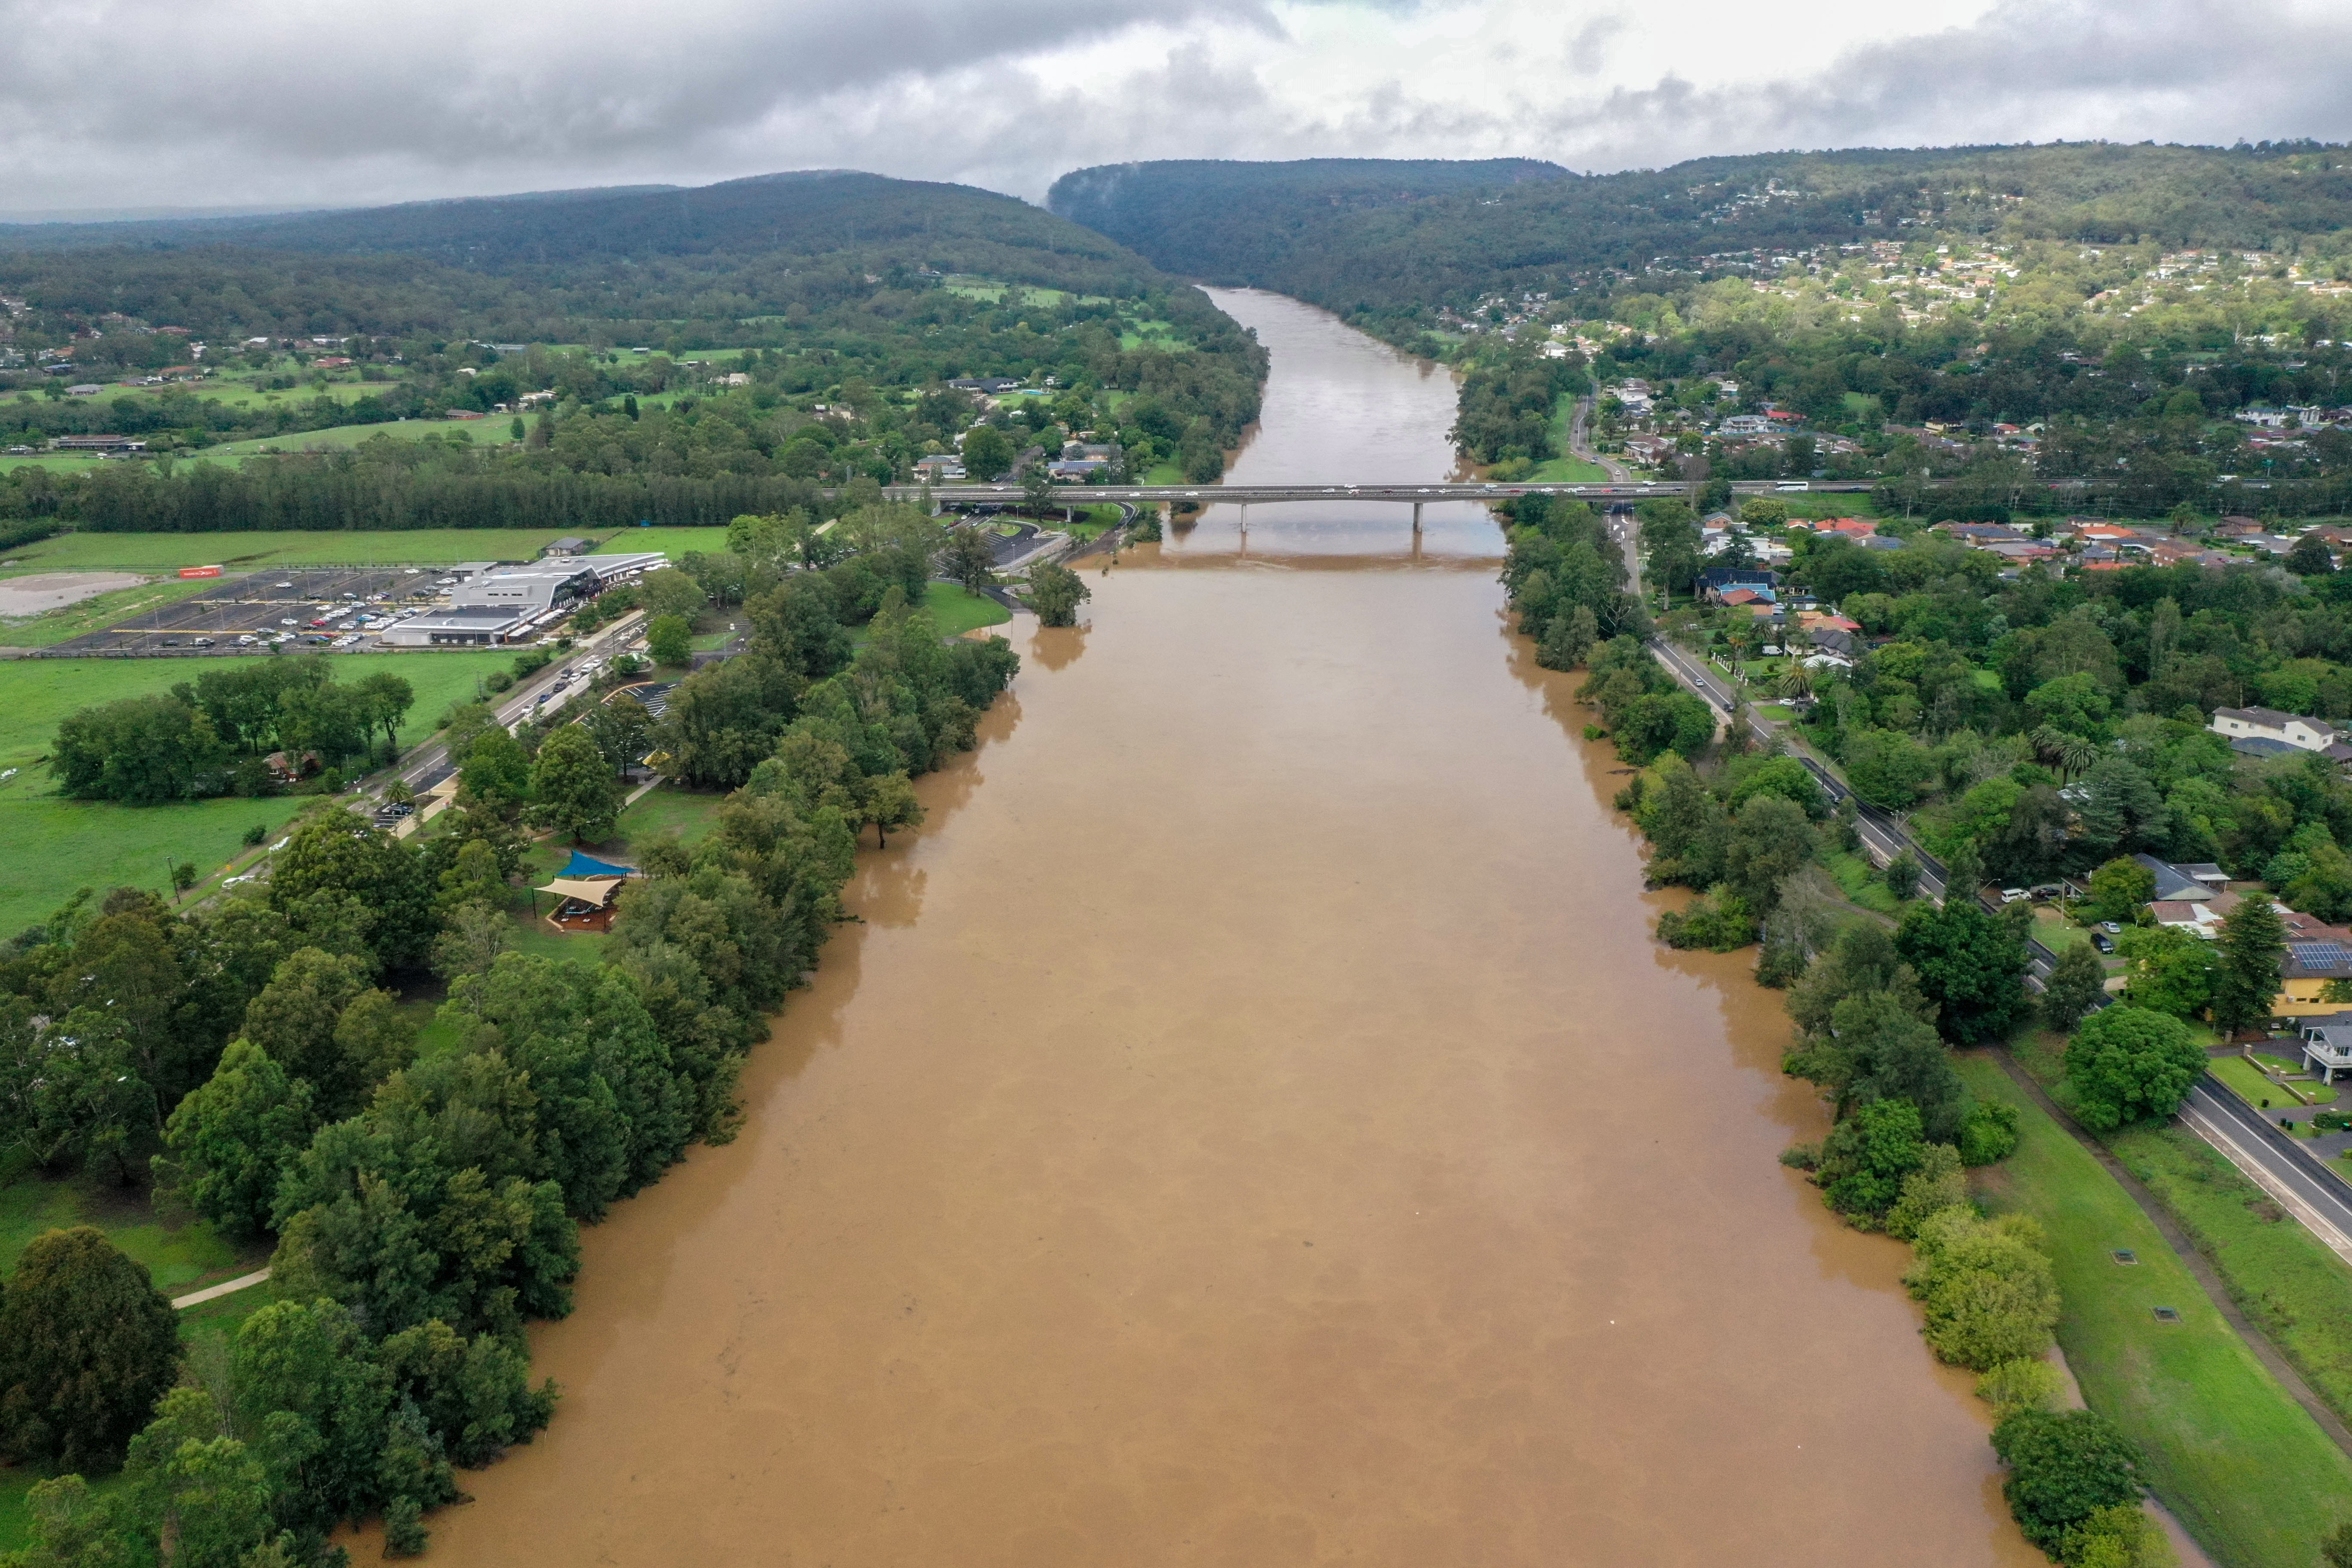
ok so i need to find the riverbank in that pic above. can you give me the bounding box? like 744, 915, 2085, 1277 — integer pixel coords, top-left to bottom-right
1563, 619, 2352, 1563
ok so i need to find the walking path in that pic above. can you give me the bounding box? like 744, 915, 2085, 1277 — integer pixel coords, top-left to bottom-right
172, 1267, 272, 1310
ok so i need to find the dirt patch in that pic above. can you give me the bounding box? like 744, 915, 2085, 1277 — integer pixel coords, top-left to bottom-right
0, 571, 148, 617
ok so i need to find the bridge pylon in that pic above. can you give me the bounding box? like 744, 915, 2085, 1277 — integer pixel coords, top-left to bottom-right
1412, 502, 1422, 534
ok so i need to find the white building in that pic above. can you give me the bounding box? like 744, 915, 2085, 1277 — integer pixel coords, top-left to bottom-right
2209, 706, 2342, 753
377, 551, 666, 647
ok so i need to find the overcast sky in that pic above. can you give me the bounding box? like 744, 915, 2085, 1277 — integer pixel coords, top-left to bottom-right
3, 0, 2349, 217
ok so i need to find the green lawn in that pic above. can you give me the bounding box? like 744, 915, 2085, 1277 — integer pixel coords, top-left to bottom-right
0, 651, 514, 933
1960, 1057, 2352, 1568
2107, 1120, 2352, 1433
1822, 850, 1902, 913
924, 583, 1011, 637
2209, 1054, 2313, 1111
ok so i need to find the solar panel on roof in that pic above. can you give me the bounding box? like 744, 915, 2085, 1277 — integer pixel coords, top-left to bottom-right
2291, 943, 2350, 968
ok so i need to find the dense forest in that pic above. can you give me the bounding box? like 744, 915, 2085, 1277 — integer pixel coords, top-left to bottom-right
0, 173, 1266, 531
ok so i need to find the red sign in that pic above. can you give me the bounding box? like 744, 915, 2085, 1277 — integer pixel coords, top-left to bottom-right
178, 566, 222, 579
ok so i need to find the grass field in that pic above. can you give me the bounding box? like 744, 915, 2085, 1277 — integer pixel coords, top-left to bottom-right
1960, 1056, 2352, 1567
924, 584, 1012, 636
0, 529, 600, 576
1822, 850, 1902, 914
0, 650, 514, 933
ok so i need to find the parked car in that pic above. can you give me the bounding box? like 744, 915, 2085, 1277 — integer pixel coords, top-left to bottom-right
2091, 931, 2116, 954
2101, 920, 2122, 934
2030, 884, 2062, 900
2000, 888, 2028, 903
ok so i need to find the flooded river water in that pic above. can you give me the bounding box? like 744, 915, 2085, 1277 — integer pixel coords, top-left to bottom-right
430, 289, 2037, 1565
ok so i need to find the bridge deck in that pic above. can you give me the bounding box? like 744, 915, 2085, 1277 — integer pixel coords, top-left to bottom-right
889, 481, 1873, 505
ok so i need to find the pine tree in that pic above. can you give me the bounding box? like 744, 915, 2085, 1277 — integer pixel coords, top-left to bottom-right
2211, 892, 2287, 1038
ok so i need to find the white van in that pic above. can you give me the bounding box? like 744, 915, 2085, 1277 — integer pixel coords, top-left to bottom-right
1775, 481, 1811, 493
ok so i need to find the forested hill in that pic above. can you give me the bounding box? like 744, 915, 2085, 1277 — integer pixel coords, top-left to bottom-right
1049, 143, 2352, 317
1046, 158, 1568, 291
0, 172, 1169, 339
0, 171, 1269, 532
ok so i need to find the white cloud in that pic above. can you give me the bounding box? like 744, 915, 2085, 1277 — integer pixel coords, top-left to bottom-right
0, 0, 2345, 215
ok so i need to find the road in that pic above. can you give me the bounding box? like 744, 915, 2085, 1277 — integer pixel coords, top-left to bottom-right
1565, 394, 1633, 484
378, 609, 649, 802
2180, 1078, 2352, 1261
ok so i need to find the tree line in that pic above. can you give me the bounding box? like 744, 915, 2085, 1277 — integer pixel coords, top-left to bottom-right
55, 659, 413, 804
0, 535, 1019, 1561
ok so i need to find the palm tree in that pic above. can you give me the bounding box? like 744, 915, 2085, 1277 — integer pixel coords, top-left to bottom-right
1776, 664, 1816, 707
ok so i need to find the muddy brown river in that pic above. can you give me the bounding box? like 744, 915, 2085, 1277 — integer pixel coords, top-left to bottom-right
429, 290, 2037, 1565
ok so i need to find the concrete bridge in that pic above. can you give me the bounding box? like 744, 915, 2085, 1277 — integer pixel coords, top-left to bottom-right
886, 479, 1877, 532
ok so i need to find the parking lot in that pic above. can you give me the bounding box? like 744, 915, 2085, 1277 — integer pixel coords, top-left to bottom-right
38, 567, 456, 656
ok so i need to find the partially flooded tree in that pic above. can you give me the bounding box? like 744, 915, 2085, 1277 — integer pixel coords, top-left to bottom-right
1024, 563, 1090, 628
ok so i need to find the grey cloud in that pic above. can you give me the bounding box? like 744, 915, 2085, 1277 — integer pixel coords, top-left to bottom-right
0, 0, 2346, 216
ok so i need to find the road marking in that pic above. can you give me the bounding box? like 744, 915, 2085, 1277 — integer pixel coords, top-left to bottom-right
2180, 1100, 2352, 1266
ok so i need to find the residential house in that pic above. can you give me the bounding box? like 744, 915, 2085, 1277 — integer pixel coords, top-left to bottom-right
1622, 434, 1677, 465
49, 434, 144, 451
914, 454, 966, 481
2209, 706, 2345, 754
1698, 567, 1779, 603
2298, 1014, 2352, 1084
2130, 854, 2225, 903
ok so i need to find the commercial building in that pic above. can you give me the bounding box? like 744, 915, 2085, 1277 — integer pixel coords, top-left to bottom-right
377, 551, 665, 646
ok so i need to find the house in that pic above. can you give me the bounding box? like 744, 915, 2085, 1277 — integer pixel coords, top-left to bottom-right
1715, 414, 1776, 438
2299, 1014, 2352, 1084
2131, 854, 2222, 902
1715, 587, 1776, 608
947, 377, 1020, 395
1698, 568, 1779, 603
914, 454, 966, 481
542, 536, 591, 557
2150, 899, 2222, 936
2209, 706, 2343, 753
1857, 534, 1907, 552
1045, 460, 1102, 479
49, 434, 146, 452
1622, 434, 1677, 465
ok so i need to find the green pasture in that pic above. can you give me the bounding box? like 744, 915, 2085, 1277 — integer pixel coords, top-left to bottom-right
0, 650, 514, 932
1960, 1057, 2352, 1568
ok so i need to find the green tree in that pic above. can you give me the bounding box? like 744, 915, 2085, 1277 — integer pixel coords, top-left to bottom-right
2064, 1004, 2205, 1131
583, 693, 654, 776
2113, 924, 2217, 1018
170, 861, 198, 901
2087, 857, 2157, 924
1884, 851, 1921, 902
2210, 891, 2286, 1038
457, 726, 533, 812
156, 1038, 317, 1237
1905, 1207, 2060, 1369
860, 772, 925, 848
646, 612, 694, 668
2323, 1519, 2352, 1568
0, 1227, 182, 1471
943, 527, 998, 592
1024, 562, 1091, 628
960, 423, 1013, 480
1536, 603, 1597, 671
117, 1387, 282, 1568
1722, 794, 1813, 915
530, 724, 622, 844
2287, 533, 2337, 576
1021, 462, 1056, 516
2040, 941, 2108, 1033
1814, 1097, 1929, 1223
1896, 896, 2029, 1047
1991, 1408, 2145, 1555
